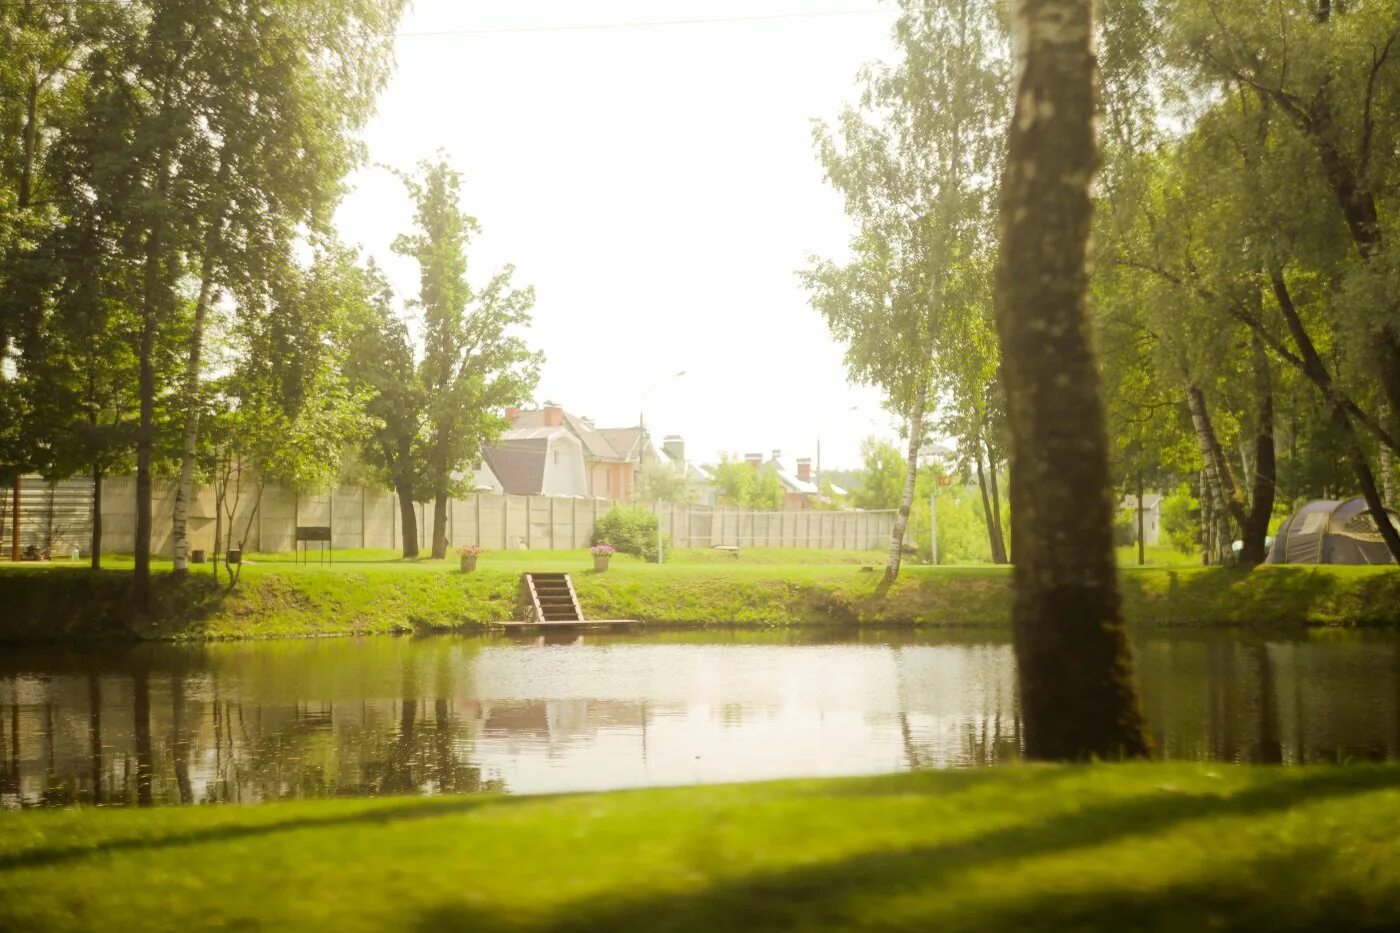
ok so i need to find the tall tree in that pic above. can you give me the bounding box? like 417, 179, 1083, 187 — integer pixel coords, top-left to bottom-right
805, 0, 1007, 582
169, 0, 406, 577
347, 272, 427, 558
392, 159, 541, 560
213, 247, 370, 585
993, 0, 1150, 760
851, 438, 907, 511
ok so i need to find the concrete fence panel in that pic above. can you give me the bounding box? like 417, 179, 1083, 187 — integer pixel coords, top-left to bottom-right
4, 474, 895, 557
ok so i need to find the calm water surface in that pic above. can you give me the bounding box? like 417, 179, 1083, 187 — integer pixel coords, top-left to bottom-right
2, 629, 1397, 808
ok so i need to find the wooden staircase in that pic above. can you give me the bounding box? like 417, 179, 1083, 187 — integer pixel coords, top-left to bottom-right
521, 572, 585, 623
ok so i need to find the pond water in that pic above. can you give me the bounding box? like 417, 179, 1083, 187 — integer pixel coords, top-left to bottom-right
2, 629, 1398, 808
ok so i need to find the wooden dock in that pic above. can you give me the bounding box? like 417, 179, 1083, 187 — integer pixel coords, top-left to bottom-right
493, 572, 639, 631
492, 618, 640, 631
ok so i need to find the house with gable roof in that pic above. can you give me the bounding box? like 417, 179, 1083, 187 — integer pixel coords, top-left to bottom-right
736, 450, 848, 510
484, 402, 658, 499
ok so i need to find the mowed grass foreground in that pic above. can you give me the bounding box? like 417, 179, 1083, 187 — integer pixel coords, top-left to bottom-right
2, 547, 1399, 640
2, 764, 1399, 931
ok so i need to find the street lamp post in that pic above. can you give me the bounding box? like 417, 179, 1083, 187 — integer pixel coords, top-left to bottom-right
641, 371, 685, 562
930, 470, 952, 566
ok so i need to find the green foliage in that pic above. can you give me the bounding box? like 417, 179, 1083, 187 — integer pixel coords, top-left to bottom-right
710, 457, 784, 510
1162, 482, 1202, 555
1113, 510, 1137, 548
851, 437, 905, 510
224, 249, 372, 492
345, 159, 541, 557
905, 471, 996, 565
636, 461, 695, 505
392, 158, 542, 506
592, 504, 666, 562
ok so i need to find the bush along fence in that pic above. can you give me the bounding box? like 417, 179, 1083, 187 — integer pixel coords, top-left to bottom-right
0, 475, 896, 558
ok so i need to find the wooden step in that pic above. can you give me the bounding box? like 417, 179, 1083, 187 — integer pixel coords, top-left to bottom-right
520, 572, 584, 624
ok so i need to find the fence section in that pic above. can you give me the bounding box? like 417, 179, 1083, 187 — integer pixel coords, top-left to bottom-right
0, 474, 895, 557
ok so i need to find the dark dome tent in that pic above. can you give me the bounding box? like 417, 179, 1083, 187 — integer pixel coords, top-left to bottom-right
1266, 498, 1400, 565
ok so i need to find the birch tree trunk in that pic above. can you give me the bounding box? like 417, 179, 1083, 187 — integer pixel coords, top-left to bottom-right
1200, 470, 1215, 565
992, 0, 1148, 760
884, 381, 927, 583
172, 163, 231, 577
1186, 386, 1247, 532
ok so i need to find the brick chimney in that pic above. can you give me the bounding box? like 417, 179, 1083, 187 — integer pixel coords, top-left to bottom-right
745, 452, 763, 469
542, 401, 564, 428
796, 458, 812, 482
771, 449, 782, 463
505, 406, 520, 421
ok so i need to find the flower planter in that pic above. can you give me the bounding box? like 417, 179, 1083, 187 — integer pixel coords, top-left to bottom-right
593, 555, 611, 572
460, 555, 478, 573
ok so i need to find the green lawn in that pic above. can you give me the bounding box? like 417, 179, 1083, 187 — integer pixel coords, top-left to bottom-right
1116, 543, 1200, 567
3, 546, 1400, 640
2, 763, 1399, 931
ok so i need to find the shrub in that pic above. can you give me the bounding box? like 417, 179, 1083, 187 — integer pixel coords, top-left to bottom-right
1162, 482, 1201, 554
592, 505, 668, 562
1113, 509, 1137, 547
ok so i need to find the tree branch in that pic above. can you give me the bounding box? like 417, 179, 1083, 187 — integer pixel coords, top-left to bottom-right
1360, 28, 1399, 176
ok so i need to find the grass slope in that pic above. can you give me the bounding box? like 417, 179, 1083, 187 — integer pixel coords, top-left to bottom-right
2, 764, 1399, 931
2, 549, 1399, 641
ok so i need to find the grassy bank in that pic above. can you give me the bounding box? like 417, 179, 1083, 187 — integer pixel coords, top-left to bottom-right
2, 549, 1399, 641
2, 763, 1399, 931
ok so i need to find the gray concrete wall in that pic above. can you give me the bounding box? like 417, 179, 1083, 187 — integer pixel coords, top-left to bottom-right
2, 474, 895, 556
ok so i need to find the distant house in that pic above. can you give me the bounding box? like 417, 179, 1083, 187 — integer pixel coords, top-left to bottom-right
660, 435, 719, 506
743, 450, 823, 511
1120, 493, 1163, 546
479, 421, 588, 497
493, 402, 657, 500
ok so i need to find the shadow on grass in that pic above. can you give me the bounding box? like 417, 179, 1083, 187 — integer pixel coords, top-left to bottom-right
0, 793, 545, 873
403, 767, 1400, 932
1120, 565, 1400, 627
0, 568, 235, 642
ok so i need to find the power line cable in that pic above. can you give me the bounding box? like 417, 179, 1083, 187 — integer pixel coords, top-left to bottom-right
17, 1, 907, 40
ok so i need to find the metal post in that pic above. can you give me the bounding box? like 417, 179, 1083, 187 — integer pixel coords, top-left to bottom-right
10, 476, 19, 561
929, 487, 939, 566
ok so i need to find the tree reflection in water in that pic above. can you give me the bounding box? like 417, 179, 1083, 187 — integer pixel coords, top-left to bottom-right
0, 630, 1397, 808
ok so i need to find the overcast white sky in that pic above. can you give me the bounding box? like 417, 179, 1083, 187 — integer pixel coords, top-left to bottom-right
335, 0, 905, 470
